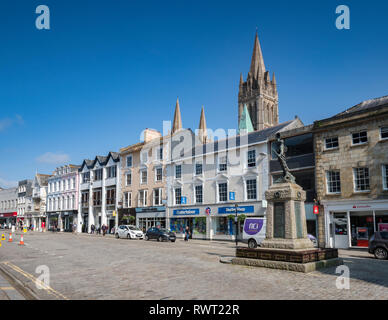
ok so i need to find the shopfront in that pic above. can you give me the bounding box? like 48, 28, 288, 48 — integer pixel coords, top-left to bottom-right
168, 202, 266, 241
0, 212, 17, 226
136, 206, 166, 233
324, 200, 388, 249
61, 211, 76, 232
48, 213, 60, 231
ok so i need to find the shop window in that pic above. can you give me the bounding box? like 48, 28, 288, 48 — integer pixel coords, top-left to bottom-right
375, 211, 388, 232
215, 217, 233, 235
193, 217, 206, 235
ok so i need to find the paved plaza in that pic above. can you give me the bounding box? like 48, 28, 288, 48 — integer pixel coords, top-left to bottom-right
0, 230, 387, 300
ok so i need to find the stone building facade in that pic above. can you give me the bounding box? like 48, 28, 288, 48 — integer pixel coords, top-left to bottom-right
119, 129, 167, 231
314, 96, 388, 248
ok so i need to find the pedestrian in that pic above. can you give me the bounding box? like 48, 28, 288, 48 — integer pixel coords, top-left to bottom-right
102, 224, 107, 236
184, 226, 190, 242
91, 224, 95, 234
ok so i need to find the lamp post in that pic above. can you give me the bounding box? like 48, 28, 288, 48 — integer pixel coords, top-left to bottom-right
235, 203, 238, 247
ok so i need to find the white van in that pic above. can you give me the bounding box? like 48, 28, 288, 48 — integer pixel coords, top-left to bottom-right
243, 218, 266, 248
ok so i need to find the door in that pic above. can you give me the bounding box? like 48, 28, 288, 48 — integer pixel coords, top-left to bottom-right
333, 213, 349, 249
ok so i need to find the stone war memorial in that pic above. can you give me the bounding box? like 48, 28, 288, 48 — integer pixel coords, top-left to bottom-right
230, 134, 343, 272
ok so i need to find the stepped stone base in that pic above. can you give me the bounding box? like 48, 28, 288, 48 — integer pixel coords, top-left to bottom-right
231, 257, 343, 273
231, 247, 342, 273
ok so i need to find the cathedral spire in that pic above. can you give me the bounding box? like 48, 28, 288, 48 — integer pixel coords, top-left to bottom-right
238, 104, 254, 134
272, 72, 276, 86
198, 106, 208, 144
249, 31, 266, 80
172, 98, 182, 134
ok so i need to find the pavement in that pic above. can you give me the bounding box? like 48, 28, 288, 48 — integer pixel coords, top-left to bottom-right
0, 230, 387, 300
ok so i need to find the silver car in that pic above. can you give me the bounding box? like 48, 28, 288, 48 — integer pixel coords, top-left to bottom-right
115, 225, 144, 239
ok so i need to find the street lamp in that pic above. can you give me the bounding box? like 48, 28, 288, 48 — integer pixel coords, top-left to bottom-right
235, 203, 238, 247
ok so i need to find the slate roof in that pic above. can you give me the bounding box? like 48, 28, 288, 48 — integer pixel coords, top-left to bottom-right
335, 95, 388, 117
188, 120, 295, 158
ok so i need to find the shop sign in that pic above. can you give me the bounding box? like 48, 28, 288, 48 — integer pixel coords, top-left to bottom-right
205, 207, 211, 216
181, 197, 187, 204
173, 209, 200, 216
0, 212, 17, 218
229, 192, 235, 201
218, 206, 254, 214
352, 205, 371, 209
136, 206, 165, 213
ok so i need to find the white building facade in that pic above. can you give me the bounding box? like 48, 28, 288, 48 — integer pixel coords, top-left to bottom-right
28, 174, 51, 231
78, 152, 120, 233
166, 121, 298, 241
47, 165, 80, 232
16, 180, 33, 228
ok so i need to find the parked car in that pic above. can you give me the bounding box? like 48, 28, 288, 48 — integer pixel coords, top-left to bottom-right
368, 232, 388, 260
115, 225, 144, 240
145, 227, 176, 242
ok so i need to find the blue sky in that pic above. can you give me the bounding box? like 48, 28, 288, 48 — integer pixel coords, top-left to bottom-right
0, 0, 387, 187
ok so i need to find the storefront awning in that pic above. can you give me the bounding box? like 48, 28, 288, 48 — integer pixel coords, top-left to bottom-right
0, 212, 17, 218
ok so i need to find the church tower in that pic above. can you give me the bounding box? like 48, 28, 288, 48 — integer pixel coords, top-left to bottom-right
238, 32, 279, 131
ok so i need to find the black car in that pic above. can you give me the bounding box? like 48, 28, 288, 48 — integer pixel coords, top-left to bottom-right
368, 232, 388, 260
145, 227, 176, 242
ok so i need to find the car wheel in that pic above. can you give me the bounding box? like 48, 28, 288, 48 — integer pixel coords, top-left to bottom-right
248, 239, 257, 249
127, 233, 131, 239
158, 236, 163, 242
171, 239, 176, 242
115, 233, 119, 239
145, 235, 149, 241
374, 247, 388, 260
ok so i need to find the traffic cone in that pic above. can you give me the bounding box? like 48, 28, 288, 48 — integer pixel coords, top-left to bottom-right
1, 234, 5, 241
18, 234, 25, 246
8, 233, 13, 242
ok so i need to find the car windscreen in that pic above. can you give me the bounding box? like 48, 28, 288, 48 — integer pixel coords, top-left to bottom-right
128, 226, 140, 231
159, 228, 170, 233
380, 232, 388, 240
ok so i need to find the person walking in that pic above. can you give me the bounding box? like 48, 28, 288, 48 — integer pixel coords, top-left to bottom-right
184, 226, 190, 242
102, 224, 106, 236
91, 224, 95, 234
